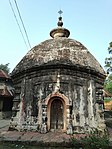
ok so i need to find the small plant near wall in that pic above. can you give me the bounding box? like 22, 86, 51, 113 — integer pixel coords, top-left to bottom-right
71, 130, 109, 149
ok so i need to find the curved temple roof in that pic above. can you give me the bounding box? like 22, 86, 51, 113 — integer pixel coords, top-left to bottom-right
12, 38, 105, 76
11, 15, 105, 77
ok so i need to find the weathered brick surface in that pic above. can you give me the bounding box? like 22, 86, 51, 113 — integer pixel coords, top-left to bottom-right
19, 132, 37, 141
2, 131, 24, 141
10, 35, 106, 134
12, 38, 105, 76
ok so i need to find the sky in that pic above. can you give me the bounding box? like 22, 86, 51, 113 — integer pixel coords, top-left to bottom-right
0, 0, 112, 72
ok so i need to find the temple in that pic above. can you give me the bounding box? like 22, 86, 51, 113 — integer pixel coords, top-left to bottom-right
10, 13, 106, 134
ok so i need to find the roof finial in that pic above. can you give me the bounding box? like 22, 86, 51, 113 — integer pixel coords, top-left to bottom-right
58, 10, 63, 17
57, 10, 63, 27
50, 10, 70, 38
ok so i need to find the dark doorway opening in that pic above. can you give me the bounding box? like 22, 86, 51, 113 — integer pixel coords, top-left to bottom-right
2, 98, 13, 119
50, 98, 64, 130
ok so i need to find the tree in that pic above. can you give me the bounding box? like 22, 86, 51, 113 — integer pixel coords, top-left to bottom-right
105, 42, 112, 73
0, 63, 10, 74
104, 74, 112, 94
104, 42, 112, 94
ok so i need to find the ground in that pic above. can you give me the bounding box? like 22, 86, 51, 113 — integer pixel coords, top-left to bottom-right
0, 118, 112, 147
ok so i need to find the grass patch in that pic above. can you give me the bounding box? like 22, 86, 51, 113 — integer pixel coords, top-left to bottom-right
104, 98, 112, 103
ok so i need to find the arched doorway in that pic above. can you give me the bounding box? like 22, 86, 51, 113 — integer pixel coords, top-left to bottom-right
50, 98, 64, 130
45, 93, 70, 131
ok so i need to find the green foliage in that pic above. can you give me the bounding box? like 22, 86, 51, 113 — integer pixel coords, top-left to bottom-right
71, 130, 109, 149
104, 98, 112, 103
105, 82, 112, 94
104, 74, 112, 94
105, 42, 112, 73
0, 63, 10, 74
108, 74, 112, 80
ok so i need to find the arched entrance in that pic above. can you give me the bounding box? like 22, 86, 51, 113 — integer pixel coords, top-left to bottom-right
45, 92, 70, 132
50, 98, 64, 130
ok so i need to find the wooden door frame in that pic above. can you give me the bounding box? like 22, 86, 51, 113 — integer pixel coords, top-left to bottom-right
45, 92, 70, 131
47, 97, 66, 131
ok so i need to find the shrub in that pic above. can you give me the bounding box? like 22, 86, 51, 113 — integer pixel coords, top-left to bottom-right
71, 130, 109, 149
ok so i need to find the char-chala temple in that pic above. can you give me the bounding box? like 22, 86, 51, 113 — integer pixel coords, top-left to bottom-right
9, 14, 106, 134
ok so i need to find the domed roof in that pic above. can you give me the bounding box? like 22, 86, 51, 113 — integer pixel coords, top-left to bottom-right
12, 37, 105, 75
12, 15, 105, 76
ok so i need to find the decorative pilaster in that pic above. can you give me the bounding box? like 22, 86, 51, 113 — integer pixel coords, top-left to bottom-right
95, 87, 106, 131
41, 104, 47, 133
66, 105, 73, 134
